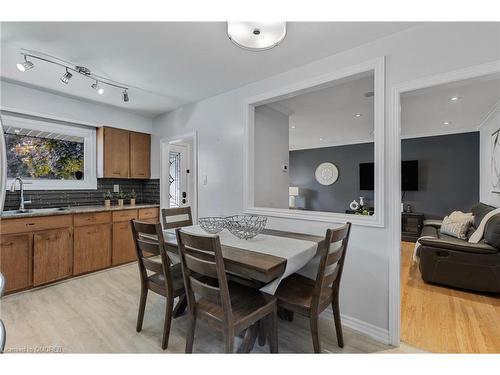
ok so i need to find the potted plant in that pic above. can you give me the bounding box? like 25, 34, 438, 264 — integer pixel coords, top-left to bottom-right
104, 190, 112, 208
129, 190, 137, 206
116, 191, 126, 207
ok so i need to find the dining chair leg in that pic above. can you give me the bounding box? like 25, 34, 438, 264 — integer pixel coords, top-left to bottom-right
310, 315, 321, 353
258, 319, 267, 346
136, 286, 148, 332
238, 324, 259, 353
332, 293, 344, 348
161, 297, 174, 350
173, 294, 187, 318
185, 315, 196, 353
268, 306, 278, 353
224, 329, 235, 353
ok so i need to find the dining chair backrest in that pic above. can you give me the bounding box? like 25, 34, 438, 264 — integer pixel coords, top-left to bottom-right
161, 207, 193, 230
176, 229, 232, 323
312, 223, 352, 309
131, 220, 173, 294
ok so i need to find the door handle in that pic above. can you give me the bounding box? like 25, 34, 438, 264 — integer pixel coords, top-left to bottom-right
182, 192, 187, 198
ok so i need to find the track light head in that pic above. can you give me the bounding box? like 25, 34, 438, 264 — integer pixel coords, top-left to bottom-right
61, 69, 73, 84
16, 56, 34, 72
91, 80, 104, 95
123, 90, 129, 102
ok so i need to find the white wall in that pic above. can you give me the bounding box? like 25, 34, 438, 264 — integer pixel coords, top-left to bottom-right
254, 105, 289, 209
0, 80, 153, 133
480, 109, 500, 207
151, 23, 500, 341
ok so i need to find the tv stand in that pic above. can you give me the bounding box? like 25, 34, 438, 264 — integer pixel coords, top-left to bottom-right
402, 212, 424, 242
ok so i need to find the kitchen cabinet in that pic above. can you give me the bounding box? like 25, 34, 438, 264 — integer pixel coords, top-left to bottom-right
98, 126, 151, 179
130, 132, 151, 179
0, 233, 31, 293
112, 209, 138, 265
74, 224, 112, 275
33, 228, 73, 286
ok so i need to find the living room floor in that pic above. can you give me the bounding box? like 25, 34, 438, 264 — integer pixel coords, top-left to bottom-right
400, 241, 500, 353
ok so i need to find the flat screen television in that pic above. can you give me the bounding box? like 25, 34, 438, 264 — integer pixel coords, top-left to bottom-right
359, 160, 419, 191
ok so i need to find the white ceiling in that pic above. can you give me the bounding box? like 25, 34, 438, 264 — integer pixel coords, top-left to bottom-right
0, 22, 418, 117
264, 73, 375, 150
264, 72, 499, 151
401, 73, 500, 137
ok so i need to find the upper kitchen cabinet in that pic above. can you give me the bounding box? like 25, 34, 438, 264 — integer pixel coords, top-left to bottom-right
97, 127, 150, 179
130, 132, 151, 179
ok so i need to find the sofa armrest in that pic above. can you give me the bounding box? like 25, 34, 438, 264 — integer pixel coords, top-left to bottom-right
423, 219, 442, 229
418, 237, 498, 254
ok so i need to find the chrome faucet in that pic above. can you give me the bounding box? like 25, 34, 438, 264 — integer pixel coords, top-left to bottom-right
10, 177, 32, 211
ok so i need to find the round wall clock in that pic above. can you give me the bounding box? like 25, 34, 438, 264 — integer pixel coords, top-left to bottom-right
315, 162, 339, 186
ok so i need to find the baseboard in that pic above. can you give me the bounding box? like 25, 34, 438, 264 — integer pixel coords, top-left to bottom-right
322, 307, 391, 345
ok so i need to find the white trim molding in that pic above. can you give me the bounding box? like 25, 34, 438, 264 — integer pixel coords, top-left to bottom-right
244, 57, 386, 227
159, 131, 198, 222
388, 59, 500, 347
2, 112, 97, 190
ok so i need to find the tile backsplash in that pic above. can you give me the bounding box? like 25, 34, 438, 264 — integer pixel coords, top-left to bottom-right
3, 178, 160, 211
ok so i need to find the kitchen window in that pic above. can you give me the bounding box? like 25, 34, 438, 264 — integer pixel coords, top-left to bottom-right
2, 113, 97, 190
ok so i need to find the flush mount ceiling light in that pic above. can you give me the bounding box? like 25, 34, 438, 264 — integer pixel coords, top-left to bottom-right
227, 22, 287, 51
15, 49, 131, 103
16, 56, 34, 72
61, 68, 73, 84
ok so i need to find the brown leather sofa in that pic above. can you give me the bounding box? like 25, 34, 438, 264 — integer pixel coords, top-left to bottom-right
417, 203, 500, 293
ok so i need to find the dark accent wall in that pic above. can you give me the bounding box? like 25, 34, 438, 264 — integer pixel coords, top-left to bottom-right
402, 132, 479, 219
4, 178, 160, 211
289, 132, 479, 218
289, 142, 374, 213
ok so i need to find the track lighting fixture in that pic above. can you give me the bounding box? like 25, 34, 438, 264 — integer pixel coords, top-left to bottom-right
16, 50, 131, 102
61, 68, 73, 84
91, 81, 104, 95
16, 56, 34, 72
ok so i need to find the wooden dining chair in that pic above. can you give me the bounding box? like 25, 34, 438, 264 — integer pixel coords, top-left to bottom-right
176, 228, 279, 353
161, 206, 193, 229
275, 222, 352, 353
131, 220, 187, 350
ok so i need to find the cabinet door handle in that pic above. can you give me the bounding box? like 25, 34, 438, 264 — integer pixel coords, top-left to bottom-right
26, 223, 36, 226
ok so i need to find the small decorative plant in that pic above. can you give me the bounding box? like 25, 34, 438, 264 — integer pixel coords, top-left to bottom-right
104, 190, 112, 207
116, 191, 127, 206
129, 190, 137, 206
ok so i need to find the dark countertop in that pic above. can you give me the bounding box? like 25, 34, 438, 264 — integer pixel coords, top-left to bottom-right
1, 204, 160, 220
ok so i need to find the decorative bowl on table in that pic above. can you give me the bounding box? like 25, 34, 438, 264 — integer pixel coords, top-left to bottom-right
225, 215, 267, 240
198, 216, 226, 234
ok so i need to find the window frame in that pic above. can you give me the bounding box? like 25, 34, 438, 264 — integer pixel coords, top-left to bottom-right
3, 114, 97, 190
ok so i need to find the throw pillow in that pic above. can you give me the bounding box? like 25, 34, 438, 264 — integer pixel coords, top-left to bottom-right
440, 211, 474, 240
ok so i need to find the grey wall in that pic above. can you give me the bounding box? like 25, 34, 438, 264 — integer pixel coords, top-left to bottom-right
254, 105, 290, 208
289, 142, 374, 213
290, 132, 479, 218
402, 132, 479, 219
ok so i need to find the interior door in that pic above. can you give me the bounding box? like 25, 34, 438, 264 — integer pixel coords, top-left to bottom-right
168, 144, 190, 208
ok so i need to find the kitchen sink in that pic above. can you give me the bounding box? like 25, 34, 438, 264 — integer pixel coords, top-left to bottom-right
2, 207, 70, 216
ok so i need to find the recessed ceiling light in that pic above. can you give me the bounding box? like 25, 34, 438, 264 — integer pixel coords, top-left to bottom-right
449, 96, 461, 102
354, 113, 363, 118
319, 138, 323, 141
227, 22, 287, 51
291, 125, 296, 129
443, 121, 452, 126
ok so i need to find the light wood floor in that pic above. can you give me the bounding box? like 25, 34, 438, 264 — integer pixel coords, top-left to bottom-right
0, 261, 420, 354
401, 241, 500, 353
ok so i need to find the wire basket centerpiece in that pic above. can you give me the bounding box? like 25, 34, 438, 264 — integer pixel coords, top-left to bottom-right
198, 217, 226, 234
225, 215, 267, 240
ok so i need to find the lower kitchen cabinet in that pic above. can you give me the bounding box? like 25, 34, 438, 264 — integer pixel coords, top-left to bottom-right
112, 221, 137, 265
74, 224, 112, 275
33, 228, 73, 286
0, 233, 31, 293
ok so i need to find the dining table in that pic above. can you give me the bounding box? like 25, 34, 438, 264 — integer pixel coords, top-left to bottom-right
162, 225, 325, 352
